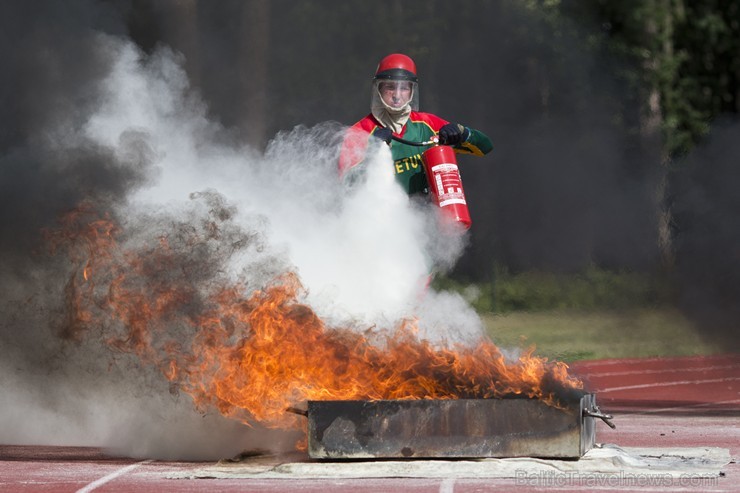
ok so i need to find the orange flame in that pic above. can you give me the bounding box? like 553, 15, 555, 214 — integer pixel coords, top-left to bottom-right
49, 207, 583, 431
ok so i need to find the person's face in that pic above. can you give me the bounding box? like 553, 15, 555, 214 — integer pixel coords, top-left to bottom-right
378, 81, 412, 109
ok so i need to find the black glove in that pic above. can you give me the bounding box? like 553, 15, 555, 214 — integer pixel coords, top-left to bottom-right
438, 123, 470, 146
372, 127, 393, 144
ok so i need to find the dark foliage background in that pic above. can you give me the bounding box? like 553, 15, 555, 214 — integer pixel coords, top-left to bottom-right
1, 0, 738, 347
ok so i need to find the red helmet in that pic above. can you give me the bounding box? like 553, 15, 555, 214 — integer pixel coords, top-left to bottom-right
374, 53, 418, 82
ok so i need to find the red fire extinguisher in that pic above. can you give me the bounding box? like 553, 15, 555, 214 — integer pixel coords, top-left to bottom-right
391, 135, 472, 230
422, 144, 472, 230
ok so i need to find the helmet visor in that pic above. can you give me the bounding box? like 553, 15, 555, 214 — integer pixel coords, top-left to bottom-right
373, 80, 419, 111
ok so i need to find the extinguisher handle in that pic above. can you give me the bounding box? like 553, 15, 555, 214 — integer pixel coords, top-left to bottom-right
390, 135, 439, 147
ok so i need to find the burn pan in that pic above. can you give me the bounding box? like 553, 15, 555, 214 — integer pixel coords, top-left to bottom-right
306, 393, 608, 459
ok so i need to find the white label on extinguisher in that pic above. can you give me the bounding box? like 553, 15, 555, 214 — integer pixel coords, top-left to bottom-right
431, 162, 467, 206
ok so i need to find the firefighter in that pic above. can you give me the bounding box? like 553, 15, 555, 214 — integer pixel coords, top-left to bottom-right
339, 53, 493, 195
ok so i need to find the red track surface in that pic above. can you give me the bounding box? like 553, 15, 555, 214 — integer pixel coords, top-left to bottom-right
2, 354, 738, 492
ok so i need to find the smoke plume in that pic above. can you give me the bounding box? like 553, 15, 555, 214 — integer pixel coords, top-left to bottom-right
4, 0, 731, 461
0, 6, 477, 458
673, 118, 740, 351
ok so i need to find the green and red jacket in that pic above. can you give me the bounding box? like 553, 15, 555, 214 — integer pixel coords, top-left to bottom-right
339, 112, 493, 194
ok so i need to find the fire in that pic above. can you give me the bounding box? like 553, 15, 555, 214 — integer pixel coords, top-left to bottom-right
47, 205, 583, 431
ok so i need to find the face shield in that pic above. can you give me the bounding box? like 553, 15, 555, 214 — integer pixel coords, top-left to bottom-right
372, 79, 419, 113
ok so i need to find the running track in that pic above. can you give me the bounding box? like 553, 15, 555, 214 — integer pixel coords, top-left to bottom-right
2, 353, 738, 492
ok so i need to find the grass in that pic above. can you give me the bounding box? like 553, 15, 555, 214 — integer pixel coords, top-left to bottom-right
481, 307, 723, 362
437, 267, 729, 362
435, 266, 670, 314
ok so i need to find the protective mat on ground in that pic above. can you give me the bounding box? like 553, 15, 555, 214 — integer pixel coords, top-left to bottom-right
170, 444, 730, 480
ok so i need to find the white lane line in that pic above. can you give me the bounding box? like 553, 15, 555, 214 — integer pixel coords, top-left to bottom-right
439, 478, 455, 493
597, 376, 740, 393
574, 356, 740, 368
583, 364, 739, 378
639, 398, 740, 414
76, 459, 153, 493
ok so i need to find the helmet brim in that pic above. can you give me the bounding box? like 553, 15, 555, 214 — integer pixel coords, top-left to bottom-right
373, 68, 418, 82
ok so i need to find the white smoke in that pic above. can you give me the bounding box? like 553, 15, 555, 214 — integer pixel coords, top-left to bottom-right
81, 35, 482, 339
0, 34, 484, 459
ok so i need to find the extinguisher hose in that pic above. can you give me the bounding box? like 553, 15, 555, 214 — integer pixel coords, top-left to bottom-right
390, 135, 438, 147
